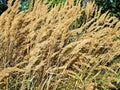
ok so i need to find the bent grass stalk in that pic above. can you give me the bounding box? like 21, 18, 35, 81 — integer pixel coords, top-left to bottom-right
0, 0, 120, 90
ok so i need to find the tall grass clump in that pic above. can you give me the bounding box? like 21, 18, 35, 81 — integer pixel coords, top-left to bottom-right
0, 0, 120, 90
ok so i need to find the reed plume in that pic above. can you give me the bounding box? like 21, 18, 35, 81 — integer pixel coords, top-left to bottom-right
0, 0, 120, 90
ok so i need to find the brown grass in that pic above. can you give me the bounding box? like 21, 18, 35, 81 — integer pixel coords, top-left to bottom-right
0, 0, 120, 90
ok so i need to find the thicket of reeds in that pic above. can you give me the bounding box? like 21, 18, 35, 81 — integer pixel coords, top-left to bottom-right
0, 0, 120, 90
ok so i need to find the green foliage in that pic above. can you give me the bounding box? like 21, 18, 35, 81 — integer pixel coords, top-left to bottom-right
48, 0, 66, 5
94, 0, 120, 19
20, 0, 66, 11
20, 0, 31, 11
0, 3, 7, 15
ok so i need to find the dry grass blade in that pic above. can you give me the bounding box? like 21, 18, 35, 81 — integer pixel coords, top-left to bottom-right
0, 0, 120, 90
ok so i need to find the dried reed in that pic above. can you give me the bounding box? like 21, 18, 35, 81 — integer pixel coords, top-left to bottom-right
0, 0, 120, 90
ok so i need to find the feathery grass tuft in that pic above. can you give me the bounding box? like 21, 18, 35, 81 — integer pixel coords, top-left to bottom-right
0, 0, 120, 90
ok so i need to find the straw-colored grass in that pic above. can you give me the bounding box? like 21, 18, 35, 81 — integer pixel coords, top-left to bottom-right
0, 0, 120, 90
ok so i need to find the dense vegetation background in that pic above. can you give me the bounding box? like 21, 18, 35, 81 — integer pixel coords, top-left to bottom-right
0, 0, 120, 19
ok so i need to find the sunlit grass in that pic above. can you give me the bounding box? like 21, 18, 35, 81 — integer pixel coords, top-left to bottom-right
0, 0, 120, 90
